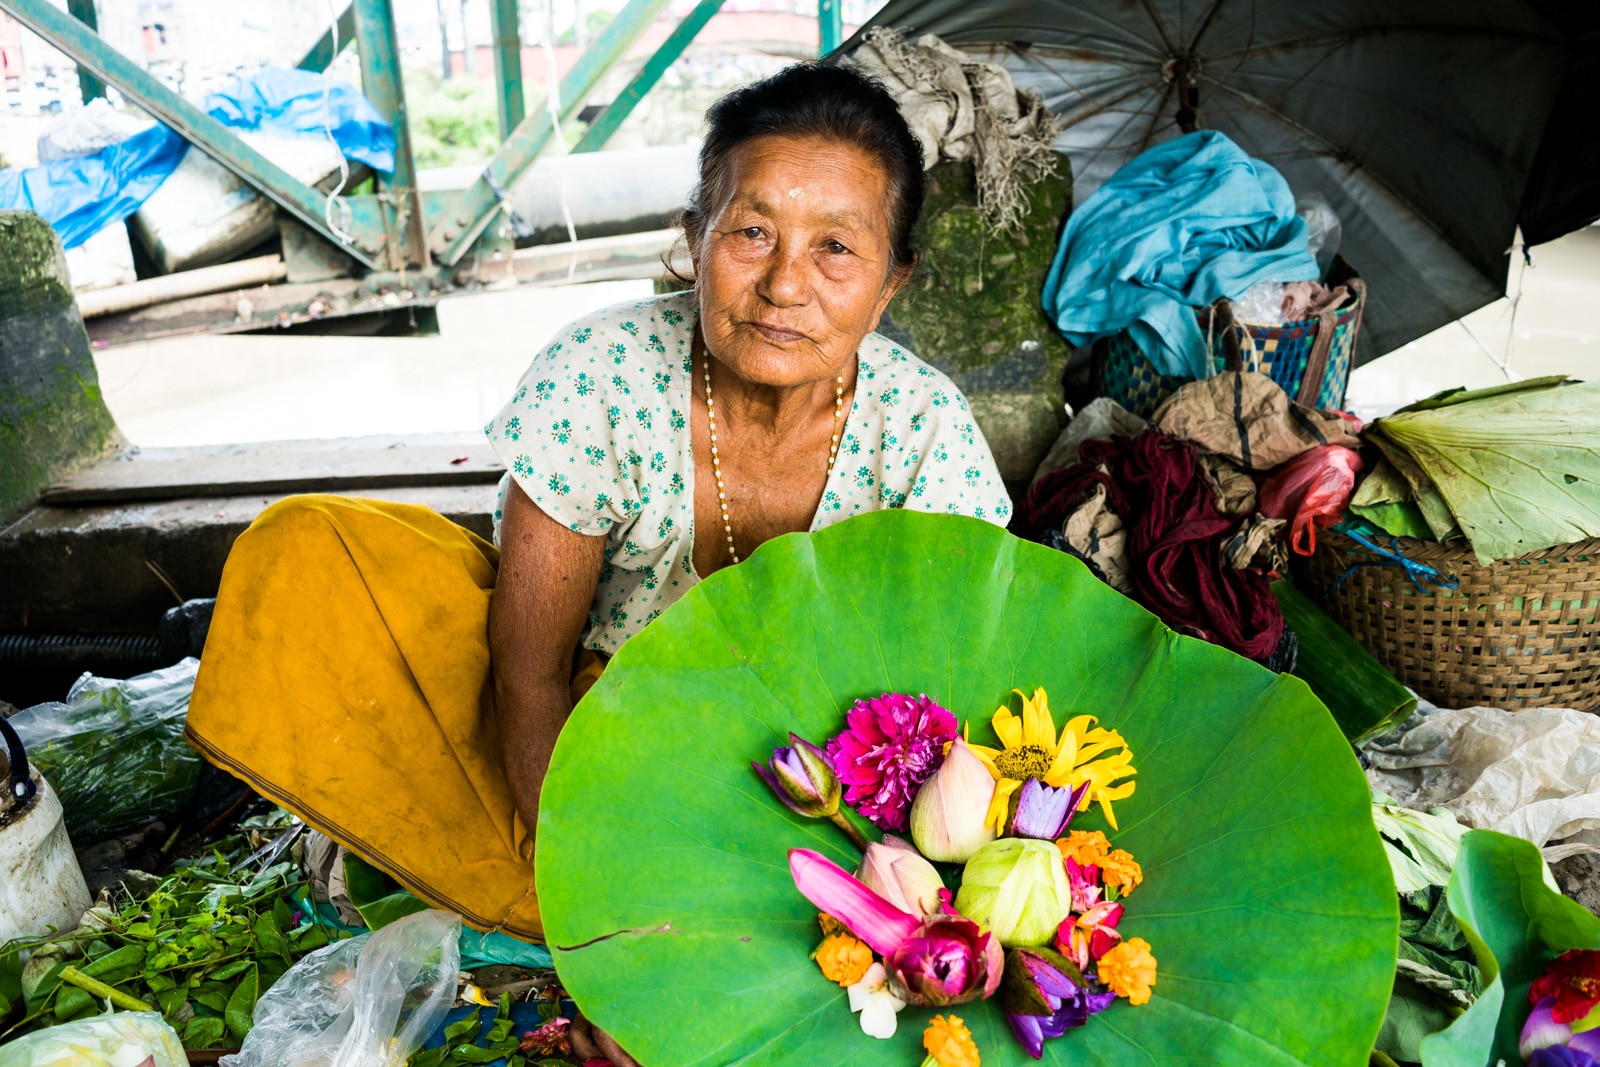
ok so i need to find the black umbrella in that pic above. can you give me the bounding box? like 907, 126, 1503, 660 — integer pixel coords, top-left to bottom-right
846, 0, 1600, 364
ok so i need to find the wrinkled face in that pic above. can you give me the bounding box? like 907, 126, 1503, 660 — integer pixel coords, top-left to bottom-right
693, 134, 908, 388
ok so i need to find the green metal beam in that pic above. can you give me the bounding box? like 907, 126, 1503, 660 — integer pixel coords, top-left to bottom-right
64, 0, 104, 102
352, 0, 429, 268
0, 0, 382, 270
488, 0, 525, 138
819, 0, 842, 56
572, 0, 722, 153
429, 0, 672, 266
297, 2, 356, 73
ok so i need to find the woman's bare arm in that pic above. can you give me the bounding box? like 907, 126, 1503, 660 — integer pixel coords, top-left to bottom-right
489, 480, 606, 829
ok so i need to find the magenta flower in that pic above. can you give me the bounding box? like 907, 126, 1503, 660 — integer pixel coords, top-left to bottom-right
826, 693, 958, 831
788, 849, 1002, 1007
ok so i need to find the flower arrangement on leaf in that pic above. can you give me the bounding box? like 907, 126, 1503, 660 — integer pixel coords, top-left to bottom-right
1520, 950, 1600, 1066
754, 687, 1152, 1061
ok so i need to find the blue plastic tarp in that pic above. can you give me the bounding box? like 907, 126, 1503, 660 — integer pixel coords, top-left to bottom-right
0, 124, 185, 249
1040, 130, 1320, 380
0, 67, 394, 251
203, 67, 395, 174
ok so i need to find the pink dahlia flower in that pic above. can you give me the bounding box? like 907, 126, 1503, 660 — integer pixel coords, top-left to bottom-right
826, 693, 958, 831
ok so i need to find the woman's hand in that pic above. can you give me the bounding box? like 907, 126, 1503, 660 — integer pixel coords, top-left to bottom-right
570, 1012, 643, 1066
489, 481, 606, 828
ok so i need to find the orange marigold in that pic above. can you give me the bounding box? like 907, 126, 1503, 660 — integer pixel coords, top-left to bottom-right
1098, 937, 1158, 1005
1101, 848, 1143, 896
922, 1013, 981, 1067
813, 931, 873, 987
1057, 830, 1111, 868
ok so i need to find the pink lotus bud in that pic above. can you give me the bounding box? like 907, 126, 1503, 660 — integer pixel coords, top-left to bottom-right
886, 912, 1004, 1008
910, 738, 997, 863
857, 835, 946, 917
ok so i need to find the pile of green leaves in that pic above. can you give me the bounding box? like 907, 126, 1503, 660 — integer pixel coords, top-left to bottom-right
409, 994, 566, 1067
0, 828, 344, 1049
1370, 796, 1481, 1065
10, 659, 201, 841
1355, 376, 1600, 562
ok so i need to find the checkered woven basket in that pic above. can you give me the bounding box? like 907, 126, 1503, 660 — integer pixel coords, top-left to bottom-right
1099, 280, 1366, 417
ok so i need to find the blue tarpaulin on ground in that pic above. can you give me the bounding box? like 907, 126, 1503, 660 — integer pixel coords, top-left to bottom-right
0, 67, 394, 250
1041, 130, 1320, 380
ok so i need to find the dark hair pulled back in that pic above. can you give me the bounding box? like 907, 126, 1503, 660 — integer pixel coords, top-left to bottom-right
678, 61, 925, 278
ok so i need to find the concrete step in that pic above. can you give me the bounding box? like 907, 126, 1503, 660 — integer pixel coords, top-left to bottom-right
2, 434, 501, 635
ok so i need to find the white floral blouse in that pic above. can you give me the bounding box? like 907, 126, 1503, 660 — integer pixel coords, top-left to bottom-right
485, 290, 1010, 655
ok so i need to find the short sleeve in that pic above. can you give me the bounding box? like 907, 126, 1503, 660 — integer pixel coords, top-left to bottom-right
898, 391, 1013, 527
484, 321, 646, 537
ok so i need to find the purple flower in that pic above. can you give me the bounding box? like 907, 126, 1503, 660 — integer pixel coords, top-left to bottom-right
1011, 778, 1091, 840
1001, 946, 1115, 1059
1524, 996, 1575, 1060
1531, 1045, 1600, 1067
826, 693, 958, 831
753, 734, 839, 818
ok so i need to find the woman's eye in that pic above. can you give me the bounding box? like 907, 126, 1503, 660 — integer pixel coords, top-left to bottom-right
741, 227, 765, 239
823, 240, 850, 255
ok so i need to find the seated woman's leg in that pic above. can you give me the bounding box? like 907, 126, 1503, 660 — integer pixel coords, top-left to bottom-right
186, 494, 546, 939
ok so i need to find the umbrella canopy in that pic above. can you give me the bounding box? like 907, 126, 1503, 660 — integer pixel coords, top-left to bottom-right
845, 1, 1600, 365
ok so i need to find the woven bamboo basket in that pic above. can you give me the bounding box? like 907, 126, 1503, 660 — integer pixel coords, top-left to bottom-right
1296, 528, 1600, 711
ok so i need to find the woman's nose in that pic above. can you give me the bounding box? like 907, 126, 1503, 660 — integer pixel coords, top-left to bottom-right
759, 239, 811, 307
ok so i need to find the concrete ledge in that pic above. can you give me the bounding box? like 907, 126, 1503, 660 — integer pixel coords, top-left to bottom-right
1, 482, 498, 633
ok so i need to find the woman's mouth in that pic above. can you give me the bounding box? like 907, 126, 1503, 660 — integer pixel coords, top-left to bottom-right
749, 321, 809, 344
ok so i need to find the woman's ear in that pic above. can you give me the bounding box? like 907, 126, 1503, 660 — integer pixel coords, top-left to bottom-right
876, 253, 918, 313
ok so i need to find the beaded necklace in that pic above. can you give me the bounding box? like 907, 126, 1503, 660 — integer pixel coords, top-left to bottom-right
700, 337, 845, 565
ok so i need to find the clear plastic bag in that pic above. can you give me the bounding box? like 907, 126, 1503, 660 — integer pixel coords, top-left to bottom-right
1233, 281, 1287, 325
220, 908, 461, 1067
0, 1011, 187, 1067
1297, 193, 1342, 277
9, 659, 201, 841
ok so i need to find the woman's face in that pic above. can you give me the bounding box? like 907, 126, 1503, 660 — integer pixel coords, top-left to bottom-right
693, 133, 909, 389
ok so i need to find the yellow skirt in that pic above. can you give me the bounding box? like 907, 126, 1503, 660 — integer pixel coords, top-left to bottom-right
186, 495, 600, 940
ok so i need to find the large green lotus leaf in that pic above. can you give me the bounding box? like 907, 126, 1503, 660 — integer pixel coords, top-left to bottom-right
1422, 831, 1600, 1067
536, 510, 1397, 1066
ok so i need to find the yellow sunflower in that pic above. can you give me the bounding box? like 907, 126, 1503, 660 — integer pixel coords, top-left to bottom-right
965, 687, 1137, 832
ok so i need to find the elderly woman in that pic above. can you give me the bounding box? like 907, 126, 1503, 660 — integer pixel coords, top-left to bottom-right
186, 61, 1007, 1053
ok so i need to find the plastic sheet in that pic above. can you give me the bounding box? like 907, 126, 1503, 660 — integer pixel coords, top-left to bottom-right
203, 68, 395, 173
0, 124, 185, 249
1258, 444, 1364, 555
0, 68, 393, 250
9, 659, 200, 841
37, 99, 156, 162
0, 1011, 187, 1067
1365, 702, 1600, 863
220, 909, 461, 1067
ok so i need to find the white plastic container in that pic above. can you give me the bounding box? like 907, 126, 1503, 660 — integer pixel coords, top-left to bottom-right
0, 764, 93, 948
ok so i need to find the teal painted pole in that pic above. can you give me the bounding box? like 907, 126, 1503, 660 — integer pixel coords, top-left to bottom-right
0, 0, 381, 269
64, 0, 105, 102
819, 0, 842, 56
489, 0, 525, 138
297, 3, 355, 73
429, 0, 671, 266
572, 0, 722, 153
352, 0, 430, 267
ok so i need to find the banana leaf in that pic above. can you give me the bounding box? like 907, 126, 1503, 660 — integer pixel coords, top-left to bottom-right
536, 510, 1398, 1066
1272, 579, 1416, 745
1377, 380, 1600, 563
1422, 830, 1600, 1067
